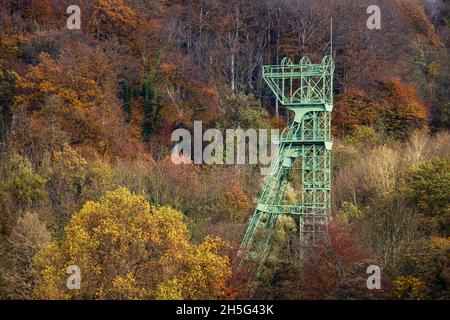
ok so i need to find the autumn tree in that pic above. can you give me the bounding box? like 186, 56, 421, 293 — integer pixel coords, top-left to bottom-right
89, 0, 139, 41
334, 78, 428, 139
378, 78, 428, 138
33, 188, 231, 299
14, 40, 144, 159
44, 145, 115, 234
257, 217, 385, 299
408, 157, 450, 236
1, 212, 51, 299
333, 89, 383, 136
394, 237, 450, 299
0, 153, 47, 234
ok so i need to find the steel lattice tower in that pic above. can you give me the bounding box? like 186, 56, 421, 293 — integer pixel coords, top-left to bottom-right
238, 55, 334, 284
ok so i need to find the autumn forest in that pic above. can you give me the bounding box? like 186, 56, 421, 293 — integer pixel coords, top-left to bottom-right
0, 0, 449, 300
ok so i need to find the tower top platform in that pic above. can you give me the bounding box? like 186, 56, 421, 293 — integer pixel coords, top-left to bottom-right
263, 55, 334, 107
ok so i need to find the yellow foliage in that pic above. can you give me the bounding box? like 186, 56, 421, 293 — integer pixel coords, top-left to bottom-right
15, 52, 104, 112
92, 0, 139, 39
33, 188, 231, 300
109, 273, 149, 300
0, 33, 27, 58
393, 276, 426, 300
426, 61, 439, 79
155, 236, 232, 300
50, 145, 88, 183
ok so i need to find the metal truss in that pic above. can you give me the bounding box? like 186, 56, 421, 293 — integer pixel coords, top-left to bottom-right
238, 55, 335, 286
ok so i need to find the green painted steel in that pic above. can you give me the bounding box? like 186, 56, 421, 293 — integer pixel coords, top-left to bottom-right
238, 55, 334, 285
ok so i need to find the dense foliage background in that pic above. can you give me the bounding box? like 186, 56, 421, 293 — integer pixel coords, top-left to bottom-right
0, 0, 449, 299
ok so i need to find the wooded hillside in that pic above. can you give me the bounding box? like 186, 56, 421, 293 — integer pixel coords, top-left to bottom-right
0, 0, 449, 299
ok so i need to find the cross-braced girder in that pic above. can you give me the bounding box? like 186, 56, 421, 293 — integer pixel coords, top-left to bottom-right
238, 55, 334, 287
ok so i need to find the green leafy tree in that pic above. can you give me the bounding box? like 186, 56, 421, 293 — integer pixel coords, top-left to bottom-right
0, 61, 16, 150
119, 81, 132, 123
0, 154, 47, 233
221, 92, 269, 130
142, 79, 157, 142
409, 157, 450, 236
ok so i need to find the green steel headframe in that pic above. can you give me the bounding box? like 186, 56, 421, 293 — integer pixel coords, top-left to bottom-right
238, 55, 335, 288
263, 56, 334, 107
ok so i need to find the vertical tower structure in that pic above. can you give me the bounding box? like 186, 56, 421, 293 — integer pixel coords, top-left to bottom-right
239, 55, 334, 281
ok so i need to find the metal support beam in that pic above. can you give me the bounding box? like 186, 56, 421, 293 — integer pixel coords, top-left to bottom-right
238, 55, 335, 288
